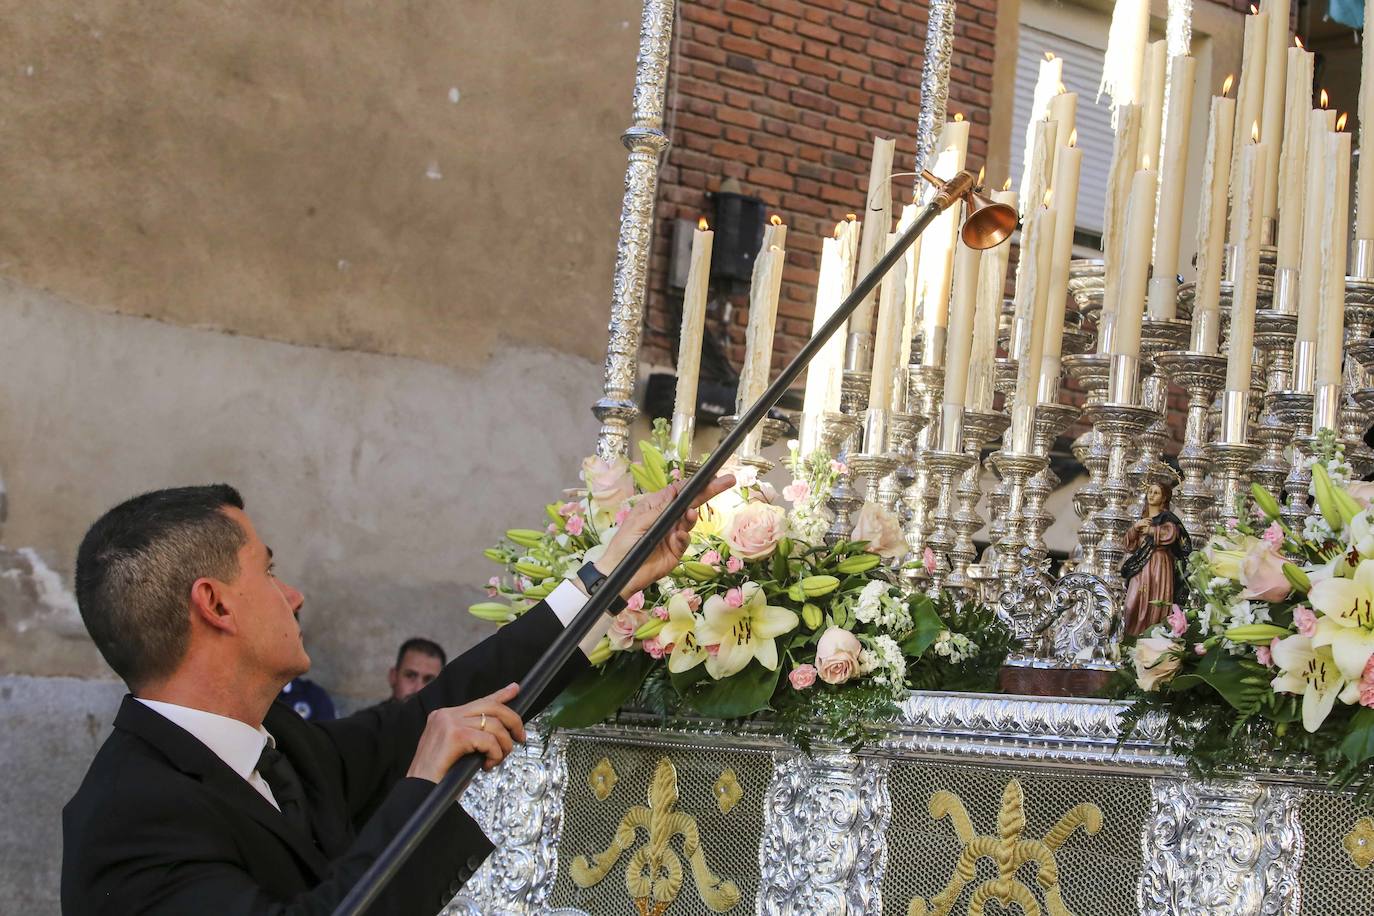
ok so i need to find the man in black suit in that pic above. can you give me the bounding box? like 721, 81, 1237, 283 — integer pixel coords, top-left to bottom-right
61, 476, 728, 914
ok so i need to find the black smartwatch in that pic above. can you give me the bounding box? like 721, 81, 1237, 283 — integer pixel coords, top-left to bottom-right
576, 561, 628, 614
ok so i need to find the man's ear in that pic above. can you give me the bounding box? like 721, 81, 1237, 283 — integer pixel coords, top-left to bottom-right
189, 577, 238, 635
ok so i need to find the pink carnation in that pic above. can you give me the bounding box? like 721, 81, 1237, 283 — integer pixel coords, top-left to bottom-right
923, 547, 937, 575
1167, 604, 1188, 638
679, 588, 701, 611
1361, 655, 1374, 708
653, 605, 670, 620
1256, 645, 1273, 667
724, 587, 744, 608
625, 591, 645, 612
643, 637, 665, 659
565, 514, 585, 536
1262, 522, 1284, 546
546, 523, 558, 534
1293, 605, 1317, 638
789, 664, 818, 689
1194, 643, 1207, 655
558, 501, 580, 517
726, 556, 745, 574
700, 549, 722, 567
782, 479, 811, 504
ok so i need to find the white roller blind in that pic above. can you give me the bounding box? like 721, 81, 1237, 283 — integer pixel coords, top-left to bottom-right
1008, 25, 1113, 237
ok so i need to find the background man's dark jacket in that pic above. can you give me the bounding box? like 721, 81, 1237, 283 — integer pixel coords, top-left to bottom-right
61, 603, 582, 915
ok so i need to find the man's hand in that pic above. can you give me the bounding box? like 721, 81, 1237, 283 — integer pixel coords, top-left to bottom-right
596, 474, 735, 597
407, 683, 526, 779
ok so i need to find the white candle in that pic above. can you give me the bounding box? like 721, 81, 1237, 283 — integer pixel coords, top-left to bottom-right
1012, 119, 1059, 362
801, 224, 851, 421
1020, 53, 1064, 209
737, 222, 787, 455
1101, 103, 1142, 353
670, 220, 714, 442
1358, 0, 1374, 239
849, 137, 896, 341
895, 204, 923, 406
968, 187, 1017, 412
1100, 0, 1150, 108
1231, 11, 1269, 242
1010, 204, 1058, 452
1296, 108, 1337, 391
1048, 91, 1078, 192
1139, 41, 1168, 172
1148, 55, 1196, 319
1315, 129, 1351, 392
1276, 48, 1316, 270
1225, 134, 1268, 399
1260, 0, 1291, 223
868, 230, 909, 412
1038, 141, 1083, 403
941, 224, 982, 450
1192, 86, 1236, 354
917, 117, 970, 364
1111, 168, 1159, 365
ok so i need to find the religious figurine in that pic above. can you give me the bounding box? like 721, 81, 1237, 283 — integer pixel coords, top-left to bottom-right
1121, 481, 1191, 636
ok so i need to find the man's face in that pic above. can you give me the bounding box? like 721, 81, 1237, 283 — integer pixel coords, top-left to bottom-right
219, 507, 309, 685
388, 650, 443, 701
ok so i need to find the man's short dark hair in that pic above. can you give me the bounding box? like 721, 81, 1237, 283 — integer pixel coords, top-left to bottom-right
75, 485, 247, 689
395, 637, 446, 669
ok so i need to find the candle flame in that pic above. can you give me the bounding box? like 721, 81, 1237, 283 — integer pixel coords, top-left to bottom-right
1068, 128, 1078, 148
770, 214, 782, 226
953, 112, 965, 122
1003, 177, 1013, 191
845, 212, 857, 221
1251, 120, 1260, 142
1045, 51, 1055, 61
698, 217, 709, 230
1249, 4, 1258, 13
1295, 35, 1305, 49
1222, 74, 1235, 97
1321, 88, 1329, 109
1338, 112, 1349, 131
1057, 82, 1067, 94
977, 165, 986, 184
833, 222, 844, 239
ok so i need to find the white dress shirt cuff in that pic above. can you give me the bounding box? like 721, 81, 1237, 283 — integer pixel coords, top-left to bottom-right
544, 579, 615, 659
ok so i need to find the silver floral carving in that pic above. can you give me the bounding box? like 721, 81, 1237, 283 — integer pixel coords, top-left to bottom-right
914, 0, 956, 180
444, 732, 568, 915
593, 0, 675, 460
757, 753, 890, 915
1044, 571, 1121, 666
1140, 778, 1304, 915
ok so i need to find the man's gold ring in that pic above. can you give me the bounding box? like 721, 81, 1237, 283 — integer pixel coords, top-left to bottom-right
479, 713, 487, 732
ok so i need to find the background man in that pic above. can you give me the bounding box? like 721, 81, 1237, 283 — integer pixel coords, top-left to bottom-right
387, 637, 446, 704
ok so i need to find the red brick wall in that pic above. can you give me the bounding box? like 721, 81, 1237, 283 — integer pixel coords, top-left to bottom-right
641, 0, 1000, 387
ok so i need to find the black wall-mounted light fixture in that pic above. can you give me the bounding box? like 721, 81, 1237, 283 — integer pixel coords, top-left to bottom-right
708, 178, 766, 286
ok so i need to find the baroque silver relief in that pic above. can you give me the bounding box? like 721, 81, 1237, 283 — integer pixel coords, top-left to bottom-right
1044, 571, 1122, 666
757, 753, 891, 915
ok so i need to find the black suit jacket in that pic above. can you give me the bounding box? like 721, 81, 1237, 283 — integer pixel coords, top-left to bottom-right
62, 602, 585, 915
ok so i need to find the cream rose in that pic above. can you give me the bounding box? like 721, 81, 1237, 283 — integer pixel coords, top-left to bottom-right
607, 607, 649, 651
1203, 534, 1260, 580
1133, 636, 1183, 691
1349, 480, 1374, 508
1239, 540, 1290, 602
850, 502, 905, 559
724, 501, 788, 560
815, 627, 862, 685
580, 455, 635, 507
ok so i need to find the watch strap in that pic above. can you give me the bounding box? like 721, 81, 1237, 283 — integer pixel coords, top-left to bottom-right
577, 562, 628, 614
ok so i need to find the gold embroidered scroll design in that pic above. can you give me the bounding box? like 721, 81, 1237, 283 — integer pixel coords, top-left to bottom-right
908, 778, 1103, 916
570, 756, 742, 915
1344, 816, 1374, 870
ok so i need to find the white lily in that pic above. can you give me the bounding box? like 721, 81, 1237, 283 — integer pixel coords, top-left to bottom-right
696, 582, 799, 679
1309, 558, 1374, 630
1351, 509, 1374, 558
657, 593, 707, 674
1311, 615, 1374, 684
1270, 634, 1360, 732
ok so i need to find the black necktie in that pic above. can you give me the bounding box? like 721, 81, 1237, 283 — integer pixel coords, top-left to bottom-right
255, 743, 312, 839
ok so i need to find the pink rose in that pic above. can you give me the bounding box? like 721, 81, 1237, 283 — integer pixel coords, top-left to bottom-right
724, 502, 788, 560
851, 502, 906, 559
625, 591, 645, 612
565, 514, 585, 536
485, 576, 500, 598
816, 627, 862, 685
1256, 645, 1273, 667
782, 479, 811, 504
923, 547, 937, 575
1361, 655, 1374, 707
581, 455, 635, 507
1239, 541, 1290, 602
1194, 643, 1207, 655
1262, 522, 1284, 546
558, 501, 580, 517
726, 556, 744, 574
789, 664, 818, 689
1294, 605, 1317, 638
724, 587, 744, 608
643, 637, 665, 659
829, 460, 848, 475
608, 607, 649, 651
1167, 604, 1188, 638
700, 549, 722, 567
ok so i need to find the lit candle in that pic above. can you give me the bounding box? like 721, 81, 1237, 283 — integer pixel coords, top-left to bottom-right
1358, 0, 1374, 240
1148, 54, 1197, 319
801, 221, 853, 441
1100, 103, 1142, 353
917, 116, 970, 364
1038, 137, 1083, 403
736, 218, 787, 455
1191, 79, 1236, 354
1110, 167, 1159, 368
868, 230, 909, 413
1260, 0, 1291, 224
1295, 106, 1337, 391
848, 137, 895, 349
941, 225, 982, 450
1020, 52, 1064, 209
1231, 10, 1269, 243
1223, 127, 1268, 440
968, 185, 1017, 413
1139, 41, 1168, 172
1315, 128, 1351, 406
1011, 119, 1059, 363
1099, 0, 1149, 108
1047, 89, 1078, 192
1276, 46, 1316, 271
1010, 200, 1058, 452
670, 218, 714, 450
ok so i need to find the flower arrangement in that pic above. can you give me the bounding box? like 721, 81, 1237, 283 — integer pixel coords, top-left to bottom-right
472, 420, 1010, 743
1123, 430, 1374, 785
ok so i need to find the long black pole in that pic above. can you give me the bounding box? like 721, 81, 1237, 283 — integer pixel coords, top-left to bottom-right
334, 178, 965, 916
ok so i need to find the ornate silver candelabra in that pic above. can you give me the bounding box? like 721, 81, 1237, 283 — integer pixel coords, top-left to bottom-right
1206, 441, 1262, 529
1082, 402, 1156, 592
1249, 312, 1299, 500
1342, 282, 1374, 475
901, 365, 944, 580
1023, 403, 1081, 557
1062, 354, 1111, 576
924, 449, 975, 590
950, 409, 1009, 592
1152, 351, 1227, 540
1130, 320, 1188, 511
988, 448, 1049, 587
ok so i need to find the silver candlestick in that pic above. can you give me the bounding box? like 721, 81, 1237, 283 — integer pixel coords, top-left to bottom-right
988, 448, 1049, 587
924, 449, 976, 590
1342, 281, 1374, 475
880, 411, 926, 515
1130, 320, 1189, 510
1023, 403, 1081, 557
982, 357, 1019, 562
1206, 441, 1263, 529
1082, 402, 1156, 592
952, 409, 1009, 591
1271, 392, 1315, 527
901, 365, 944, 582
1249, 312, 1299, 500
1062, 354, 1112, 576
822, 373, 869, 544
1152, 352, 1227, 540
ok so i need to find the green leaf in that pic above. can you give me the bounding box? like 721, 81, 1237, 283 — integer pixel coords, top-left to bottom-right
547, 652, 654, 728
1341, 708, 1374, 767
772, 549, 789, 584
899, 596, 945, 659
669, 663, 710, 696
685, 661, 783, 718
1170, 652, 1263, 714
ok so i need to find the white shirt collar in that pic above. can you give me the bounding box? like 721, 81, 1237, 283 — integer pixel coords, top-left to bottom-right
136, 698, 274, 780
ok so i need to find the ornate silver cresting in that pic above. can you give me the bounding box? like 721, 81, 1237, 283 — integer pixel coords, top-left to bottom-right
1153, 351, 1227, 539
593, 0, 675, 460
758, 754, 891, 916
